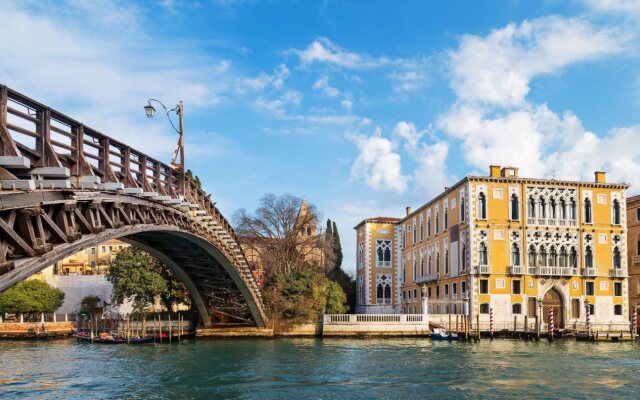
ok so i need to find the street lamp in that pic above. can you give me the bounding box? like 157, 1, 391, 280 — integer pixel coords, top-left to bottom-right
143, 99, 185, 172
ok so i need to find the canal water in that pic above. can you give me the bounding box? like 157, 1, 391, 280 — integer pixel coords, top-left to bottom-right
1, 338, 639, 399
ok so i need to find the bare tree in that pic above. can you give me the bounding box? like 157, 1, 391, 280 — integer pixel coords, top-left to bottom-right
234, 194, 332, 275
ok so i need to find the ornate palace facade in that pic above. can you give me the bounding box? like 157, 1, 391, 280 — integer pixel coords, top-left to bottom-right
356, 165, 630, 328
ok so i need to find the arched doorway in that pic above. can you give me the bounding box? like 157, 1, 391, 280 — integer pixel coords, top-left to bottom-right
543, 287, 564, 329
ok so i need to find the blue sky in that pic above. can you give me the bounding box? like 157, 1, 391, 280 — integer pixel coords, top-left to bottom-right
2, 0, 640, 274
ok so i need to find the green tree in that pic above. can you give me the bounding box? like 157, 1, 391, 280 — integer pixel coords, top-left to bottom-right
79, 295, 101, 313
332, 220, 343, 269
185, 169, 202, 190
108, 247, 190, 311
322, 279, 347, 314
0, 280, 65, 315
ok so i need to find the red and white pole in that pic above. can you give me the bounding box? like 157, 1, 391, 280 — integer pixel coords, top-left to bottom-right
549, 308, 554, 340
586, 306, 591, 334
490, 307, 494, 339
633, 310, 637, 336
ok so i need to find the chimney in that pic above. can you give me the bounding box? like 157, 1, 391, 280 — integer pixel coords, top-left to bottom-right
501, 166, 519, 178
594, 171, 606, 183
406, 206, 412, 216
489, 165, 501, 178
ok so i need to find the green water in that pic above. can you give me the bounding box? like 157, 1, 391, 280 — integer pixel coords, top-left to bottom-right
1, 338, 639, 399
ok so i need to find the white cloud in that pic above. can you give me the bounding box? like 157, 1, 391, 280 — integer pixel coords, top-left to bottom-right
449, 16, 627, 106
313, 76, 340, 97
582, 0, 640, 14
350, 128, 408, 192
393, 121, 424, 151
241, 63, 290, 91
293, 37, 387, 69
341, 99, 353, 113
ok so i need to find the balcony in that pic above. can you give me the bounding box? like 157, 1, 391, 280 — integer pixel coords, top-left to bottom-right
377, 260, 391, 268
537, 266, 579, 276
583, 267, 597, 277
415, 273, 439, 284
527, 266, 537, 275
633, 255, 640, 265
509, 265, 524, 275
610, 268, 626, 278
473, 265, 491, 275
527, 217, 577, 227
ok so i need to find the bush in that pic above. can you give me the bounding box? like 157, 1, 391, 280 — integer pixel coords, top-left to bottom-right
0, 280, 65, 315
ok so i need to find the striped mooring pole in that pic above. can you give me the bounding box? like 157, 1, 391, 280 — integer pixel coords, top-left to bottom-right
586, 306, 591, 334
633, 310, 637, 337
549, 308, 554, 340
489, 307, 494, 339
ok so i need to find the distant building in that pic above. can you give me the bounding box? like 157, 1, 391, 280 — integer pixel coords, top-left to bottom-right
628, 195, 640, 317
356, 165, 630, 329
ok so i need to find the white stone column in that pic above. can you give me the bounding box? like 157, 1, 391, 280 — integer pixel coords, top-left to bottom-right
421, 285, 429, 316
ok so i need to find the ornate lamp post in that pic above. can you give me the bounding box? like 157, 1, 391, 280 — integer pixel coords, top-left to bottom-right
144, 99, 185, 193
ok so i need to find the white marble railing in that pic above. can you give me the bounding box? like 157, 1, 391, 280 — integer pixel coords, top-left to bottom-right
415, 273, 440, 284
323, 314, 425, 324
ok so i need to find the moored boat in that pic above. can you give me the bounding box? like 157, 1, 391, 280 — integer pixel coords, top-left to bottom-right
429, 328, 460, 341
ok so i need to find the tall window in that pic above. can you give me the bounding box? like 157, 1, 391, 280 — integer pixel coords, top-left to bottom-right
420, 256, 424, 276
445, 249, 449, 275
436, 252, 440, 273
528, 196, 536, 218
413, 258, 417, 280
538, 246, 547, 267
612, 200, 621, 225
570, 247, 578, 268
511, 243, 520, 266
461, 281, 466, 296
435, 211, 440, 234
585, 246, 593, 268
550, 198, 557, 219
559, 247, 568, 268
584, 198, 592, 223
549, 246, 558, 267
413, 222, 417, 244
570, 199, 577, 220
539, 196, 547, 218
357, 243, 364, 269
427, 216, 432, 237
560, 199, 567, 219
420, 216, 424, 241
528, 245, 537, 267
444, 209, 449, 230
613, 247, 621, 269
479, 242, 488, 265
460, 197, 465, 222
461, 244, 467, 271
428, 254, 432, 274
477, 193, 487, 219
510, 194, 519, 220
376, 240, 392, 267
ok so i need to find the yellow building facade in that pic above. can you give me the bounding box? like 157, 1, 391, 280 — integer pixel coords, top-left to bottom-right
357, 165, 630, 328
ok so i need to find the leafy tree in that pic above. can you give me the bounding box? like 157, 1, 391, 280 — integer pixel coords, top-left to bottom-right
185, 169, 202, 190
327, 266, 356, 313
331, 220, 343, 269
80, 295, 102, 313
108, 247, 191, 311
263, 267, 347, 324
0, 280, 65, 315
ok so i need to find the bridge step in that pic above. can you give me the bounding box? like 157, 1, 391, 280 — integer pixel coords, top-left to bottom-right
0, 156, 30, 169
0, 179, 36, 190
154, 196, 171, 202
30, 167, 71, 179
142, 192, 158, 198
71, 176, 101, 190
98, 182, 125, 191
123, 187, 143, 195
34, 180, 71, 189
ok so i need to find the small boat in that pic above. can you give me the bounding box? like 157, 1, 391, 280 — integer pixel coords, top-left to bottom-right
429, 328, 460, 341
74, 332, 154, 344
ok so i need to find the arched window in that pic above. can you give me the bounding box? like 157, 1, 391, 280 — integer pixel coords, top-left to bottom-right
435, 211, 439, 234
307, 226, 312, 235
549, 246, 558, 267
479, 242, 488, 265
559, 246, 568, 268
436, 252, 441, 273
377, 284, 383, 302
570, 198, 577, 220
511, 243, 520, 266
420, 217, 424, 240
570, 247, 578, 268
427, 216, 432, 237
461, 281, 467, 296
445, 249, 449, 275
384, 285, 391, 301
613, 200, 621, 225
420, 256, 424, 276
428, 254, 432, 274
550, 198, 557, 219
585, 246, 593, 268
444, 209, 449, 229
477, 193, 487, 219
613, 247, 621, 269
512, 303, 522, 314
539, 246, 547, 267
584, 198, 592, 223
413, 258, 417, 280
510, 194, 519, 220
528, 245, 537, 267
528, 196, 536, 218
539, 196, 547, 218
460, 197, 465, 222
560, 199, 567, 219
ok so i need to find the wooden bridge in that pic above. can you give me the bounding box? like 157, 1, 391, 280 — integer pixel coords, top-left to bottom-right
0, 85, 267, 327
